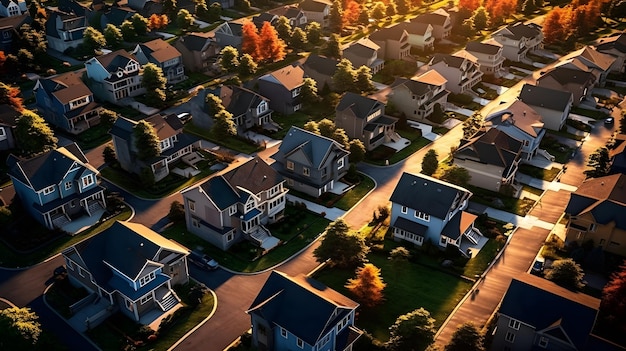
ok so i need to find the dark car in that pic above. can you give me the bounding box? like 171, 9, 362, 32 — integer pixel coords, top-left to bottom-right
188, 251, 219, 270
531, 258, 545, 274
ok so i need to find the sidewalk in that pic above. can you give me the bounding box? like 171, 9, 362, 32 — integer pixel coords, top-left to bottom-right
286, 194, 345, 221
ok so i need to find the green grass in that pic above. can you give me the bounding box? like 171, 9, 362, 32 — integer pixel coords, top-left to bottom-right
467, 185, 536, 217
461, 239, 504, 278
287, 174, 375, 211
522, 185, 544, 197
102, 103, 143, 120
546, 129, 585, 142
270, 111, 328, 139
519, 164, 562, 182
73, 123, 113, 150
365, 128, 431, 166
571, 107, 610, 120
540, 135, 575, 164
184, 123, 261, 154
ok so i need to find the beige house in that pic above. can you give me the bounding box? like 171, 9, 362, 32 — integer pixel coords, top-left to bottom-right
369, 24, 411, 60
173, 32, 220, 73
398, 21, 434, 51
559, 46, 616, 86
594, 33, 626, 73
387, 70, 449, 122
461, 39, 505, 76
518, 83, 573, 131
342, 38, 384, 74
428, 53, 483, 94
564, 174, 626, 257
298, 0, 331, 28
491, 22, 543, 62
411, 9, 452, 40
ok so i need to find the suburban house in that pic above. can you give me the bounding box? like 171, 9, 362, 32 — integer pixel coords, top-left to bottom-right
535, 66, 596, 106
298, 0, 330, 28
34, 69, 102, 135
299, 54, 339, 91
132, 39, 186, 85
398, 21, 433, 51
252, 12, 278, 28
462, 39, 505, 76
247, 270, 362, 351
609, 134, 626, 174
173, 32, 220, 73
0, 0, 26, 17
62, 221, 190, 329
0, 104, 19, 151
6, 143, 106, 230
181, 157, 288, 251
212, 19, 245, 49
272, 126, 350, 197
258, 65, 305, 115
491, 22, 543, 62
387, 69, 449, 122
268, 5, 307, 27
84, 49, 144, 104
492, 273, 603, 351
126, 0, 162, 16
518, 83, 573, 131
428, 53, 483, 94
204, 85, 275, 134
564, 173, 626, 257
335, 92, 399, 151
0, 14, 30, 53
342, 37, 384, 74
99, 5, 135, 28
594, 32, 626, 73
411, 9, 452, 40
369, 24, 411, 60
484, 100, 546, 162
389, 172, 485, 256
559, 46, 616, 86
45, 7, 89, 52
109, 114, 200, 182
454, 128, 523, 193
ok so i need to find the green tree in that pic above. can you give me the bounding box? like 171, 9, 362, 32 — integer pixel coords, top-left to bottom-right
139, 166, 155, 187
546, 258, 585, 290
324, 33, 342, 59
141, 63, 167, 106
131, 13, 149, 35
162, 0, 177, 15
584, 147, 611, 178
103, 144, 116, 164
397, 0, 411, 14
212, 109, 237, 137
440, 166, 471, 187
103, 24, 123, 48
421, 149, 438, 176
120, 20, 136, 41
208, 2, 222, 22
205, 93, 225, 115
0, 307, 42, 348
300, 77, 319, 105
99, 108, 118, 127
462, 112, 483, 139
19, 25, 46, 56
133, 120, 160, 160
345, 263, 386, 307
445, 322, 485, 351
329, 0, 343, 32
358, 6, 370, 25
387, 308, 436, 351
313, 219, 369, 268
332, 128, 349, 148
218, 46, 240, 73
289, 27, 307, 51
305, 21, 322, 45
471, 6, 490, 30
195, 0, 209, 19
349, 139, 366, 164
354, 65, 374, 93
177, 9, 195, 30
238, 53, 258, 76
332, 59, 356, 93
521, 0, 536, 15
274, 16, 293, 41
168, 200, 185, 222
15, 110, 57, 156
303, 120, 320, 134
386, 1, 397, 16
83, 27, 106, 53
318, 118, 336, 138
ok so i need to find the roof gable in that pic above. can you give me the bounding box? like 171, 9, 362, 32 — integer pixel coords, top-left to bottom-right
518, 84, 573, 112
279, 126, 348, 169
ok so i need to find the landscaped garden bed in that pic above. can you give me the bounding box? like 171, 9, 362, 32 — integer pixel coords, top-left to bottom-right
518, 164, 562, 182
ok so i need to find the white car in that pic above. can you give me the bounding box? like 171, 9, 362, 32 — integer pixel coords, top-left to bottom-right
177, 112, 192, 123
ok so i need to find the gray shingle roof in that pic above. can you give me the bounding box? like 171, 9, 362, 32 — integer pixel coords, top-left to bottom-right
301, 54, 339, 77
211, 85, 268, 118
518, 84, 573, 112
336, 92, 383, 119
466, 41, 501, 55
199, 175, 240, 210
222, 156, 283, 195
455, 128, 523, 173
278, 126, 349, 170
369, 23, 408, 42
537, 66, 596, 86
564, 174, 626, 230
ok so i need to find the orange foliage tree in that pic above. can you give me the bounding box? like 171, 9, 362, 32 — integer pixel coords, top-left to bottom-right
148, 14, 169, 30
484, 0, 517, 25
343, 0, 361, 26
259, 21, 286, 63
0, 82, 23, 111
458, 0, 481, 13
241, 20, 262, 61
542, 7, 569, 44
345, 263, 386, 307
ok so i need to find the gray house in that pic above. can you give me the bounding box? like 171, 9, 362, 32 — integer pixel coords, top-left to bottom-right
273, 126, 350, 197
204, 85, 275, 135
173, 32, 220, 73
299, 54, 339, 91
212, 19, 245, 50
132, 39, 185, 85
518, 84, 573, 131
258, 65, 305, 115
0, 104, 20, 151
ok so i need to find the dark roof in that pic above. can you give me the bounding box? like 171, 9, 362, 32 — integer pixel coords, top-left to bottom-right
500, 274, 600, 351
430, 53, 468, 69
397, 21, 431, 36
0, 13, 30, 30
211, 85, 268, 118
369, 23, 408, 42
299, 0, 331, 12
455, 128, 523, 173
176, 31, 214, 52
199, 175, 240, 210
564, 174, 626, 230
412, 9, 449, 27
393, 216, 428, 236
301, 54, 340, 77
336, 92, 383, 119
343, 38, 379, 58
595, 33, 626, 54
442, 211, 476, 240
223, 156, 283, 195
496, 22, 542, 40
0, 104, 20, 127
278, 126, 349, 170
518, 83, 573, 112
247, 271, 359, 346
94, 49, 138, 72
103, 6, 135, 26
537, 66, 596, 87
390, 172, 471, 219
466, 41, 501, 55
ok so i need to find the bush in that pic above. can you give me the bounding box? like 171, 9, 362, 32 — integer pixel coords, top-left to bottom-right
168, 200, 185, 222
0, 206, 12, 227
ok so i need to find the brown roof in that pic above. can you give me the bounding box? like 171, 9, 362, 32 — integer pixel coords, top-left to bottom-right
95, 49, 137, 68
139, 38, 181, 63
485, 100, 544, 137
264, 65, 305, 90
145, 113, 178, 140
575, 173, 626, 206
222, 156, 283, 194
562, 46, 616, 71
49, 69, 91, 104
414, 69, 447, 86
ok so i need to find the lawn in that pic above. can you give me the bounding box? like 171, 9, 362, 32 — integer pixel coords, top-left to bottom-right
73, 123, 113, 150
518, 164, 562, 182
467, 185, 536, 217
365, 128, 431, 166
540, 135, 575, 164
286, 173, 375, 211
546, 129, 585, 142
571, 107, 610, 120
270, 111, 329, 139
184, 123, 261, 154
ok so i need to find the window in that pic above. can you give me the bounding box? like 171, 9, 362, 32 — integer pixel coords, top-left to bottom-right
188, 200, 196, 212
303, 167, 310, 177
65, 181, 72, 190
139, 271, 156, 287
160, 138, 171, 151
43, 186, 55, 195
589, 223, 596, 232
257, 101, 268, 114
280, 327, 287, 338
336, 315, 349, 332
287, 161, 294, 170
66, 260, 74, 270
192, 218, 200, 228
508, 319, 520, 330
337, 157, 344, 169
539, 336, 549, 348
440, 236, 447, 246
0, 127, 5, 140
82, 174, 94, 187
401, 206, 408, 214
227, 233, 234, 241
505, 331, 515, 343
287, 178, 294, 186
229, 205, 237, 216
297, 338, 304, 348
140, 294, 153, 304
414, 211, 430, 221
292, 88, 301, 97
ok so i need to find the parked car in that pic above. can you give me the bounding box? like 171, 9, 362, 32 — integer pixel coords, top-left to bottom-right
605, 117, 614, 125
531, 257, 545, 274
188, 251, 219, 270
177, 112, 192, 123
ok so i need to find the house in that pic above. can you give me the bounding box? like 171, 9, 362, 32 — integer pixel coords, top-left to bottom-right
462, 39, 505, 76
342, 37, 384, 74
299, 54, 339, 91
109, 114, 200, 182
62, 221, 189, 329
247, 271, 362, 351
45, 6, 89, 52
204, 85, 275, 134
181, 156, 288, 251
428, 53, 483, 94
258, 65, 305, 115
492, 273, 602, 351
252, 12, 278, 28
491, 22, 543, 62
99, 5, 135, 28
272, 126, 350, 197
132, 39, 185, 85
0, 14, 30, 53
389, 172, 485, 256
335, 92, 398, 151
454, 128, 523, 193
484, 100, 546, 161
6, 143, 106, 230
594, 32, 626, 73
85, 49, 144, 104
298, 0, 330, 28
34, 69, 102, 135
0, 0, 26, 17
387, 69, 449, 122
411, 9, 452, 40
212, 18, 245, 49
173, 32, 220, 73
210, 0, 234, 9
518, 83, 573, 131
558, 46, 616, 86
398, 21, 433, 51
564, 174, 626, 257
369, 24, 411, 60
0, 104, 20, 150
535, 66, 596, 106
268, 5, 307, 27
609, 134, 626, 174
126, 0, 161, 17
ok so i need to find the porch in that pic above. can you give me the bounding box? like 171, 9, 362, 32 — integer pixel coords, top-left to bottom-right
67, 293, 117, 332
459, 228, 489, 258
249, 225, 281, 251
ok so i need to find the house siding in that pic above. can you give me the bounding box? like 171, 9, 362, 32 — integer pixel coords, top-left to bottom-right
492, 315, 537, 351
565, 212, 626, 257
0, 125, 16, 150
528, 105, 569, 132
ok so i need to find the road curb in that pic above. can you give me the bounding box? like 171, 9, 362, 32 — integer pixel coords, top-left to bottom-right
167, 282, 218, 351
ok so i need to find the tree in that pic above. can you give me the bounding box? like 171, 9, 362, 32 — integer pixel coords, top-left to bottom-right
397, 0, 411, 14
521, 0, 536, 15
212, 109, 237, 137
387, 308, 436, 351
329, 0, 343, 32
218, 46, 240, 73
358, 6, 370, 25
131, 13, 149, 35
168, 200, 185, 222
241, 20, 261, 61
238, 53, 258, 76
386, 1, 397, 16
205, 93, 225, 115
345, 263, 386, 307
445, 322, 485, 351
612, 0, 626, 19
343, 0, 361, 26
332, 59, 356, 93
421, 149, 438, 176
177, 9, 195, 30
99, 108, 118, 127
313, 219, 369, 268
141, 63, 167, 106
15, 110, 57, 156
0, 307, 42, 348
148, 14, 169, 30
289, 27, 307, 51
103, 144, 116, 164
83, 27, 106, 53
600, 261, 626, 334
162, 0, 177, 15
318, 118, 336, 138
120, 20, 136, 41
471, 7, 489, 30
440, 166, 470, 187
0, 83, 23, 111
462, 112, 483, 139
332, 128, 349, 148
584, 147, 611, 178
274, 16, 293, 41
371, 1, 387, 19
542, 7, 568, 44
303, 120, 321, 134
133, 120, 160, 160
259, 22, 286, 63
323, 34, 342, 59
458, 0, 481, 13
17, 49, 34, 71
103, 24, 123, 48
349, 139, 366, 164
300, 77, 319, 105
18, 24, 46, 57
354, 65, 375, 93
546, 258, 585, 290
305, 21, 322, 45
195, 0, 209, 19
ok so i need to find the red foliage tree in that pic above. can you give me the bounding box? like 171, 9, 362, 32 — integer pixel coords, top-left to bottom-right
458, 0, 481, 13
259, 21, 286, 63
0, 51, 5, 74
601, 261, 626, 335
542, 7, 570, 44
241, 20, 262, 61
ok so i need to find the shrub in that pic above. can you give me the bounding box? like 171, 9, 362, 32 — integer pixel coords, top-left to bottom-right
168, 200, 185, 222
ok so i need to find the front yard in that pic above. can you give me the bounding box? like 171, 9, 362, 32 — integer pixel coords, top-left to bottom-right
467, 185, 536, 217
286, 173, 375, 211
365, 128, 431, 166
518, 164, 562, 182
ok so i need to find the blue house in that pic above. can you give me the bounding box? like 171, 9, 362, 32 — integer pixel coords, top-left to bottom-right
247, 271, 363, 351
34, 69, 102, 135
6, 143, 106, 231
389, 172, 486, 256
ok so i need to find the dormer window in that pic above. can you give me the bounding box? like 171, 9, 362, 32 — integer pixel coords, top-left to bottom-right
65, 181, 72, 190
127, 61, 139, 72
228, 205, 237, 216
245, 199, 255, 212
139, 271, 156, 287
70, 96, 89, 109
160, 138, 171, 151
257, 101, 268, 114
82, 174, 94, 187
43, 185, 55, 195
292, 87, 301, 98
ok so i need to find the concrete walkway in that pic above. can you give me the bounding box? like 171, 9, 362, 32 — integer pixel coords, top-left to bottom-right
286, 194, 345, 221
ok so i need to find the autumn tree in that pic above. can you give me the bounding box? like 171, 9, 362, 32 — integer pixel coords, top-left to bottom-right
131, 13, 149, 35
241, 20, 261, 61
133, 120, 160, 160
141, 63, 167, 106
212, 109, 237, 137
440, 166, 471, 187
274, 16, 292, 41
103, 24, 123, 48
397, 0, 411, 15
386, 1, 397, 16
387, 308, 436, 351
303, 120, 320, 134
542, 7, 569, 44
177, 9, 195, 29
313, 219, 369, 268
238, 53, 258, 76
546, 258, 585, 290
345, 263, 386, 307
218, 46, 239, 73
323, 33, 342, 58
332, 128, 349, 147
19, 25, 46, 57
421, 149, 438, 176
349, 138, 366, 163
83, 27, 106, 53
15, 110, 57, 156
332, 58, 356, 93
259, 21, 286, 63
148, 14, 169, 30
329, 0, 344, 32
195, 0, 209, 19
305, 21, 322, 45
600, 261, 626, 336
445, 322, 485, 351
0, 82, 24, 111
343, 0, 361, 26
458, 0, 481, 15
371, 2, 387, 19
0, 307, 42, 348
